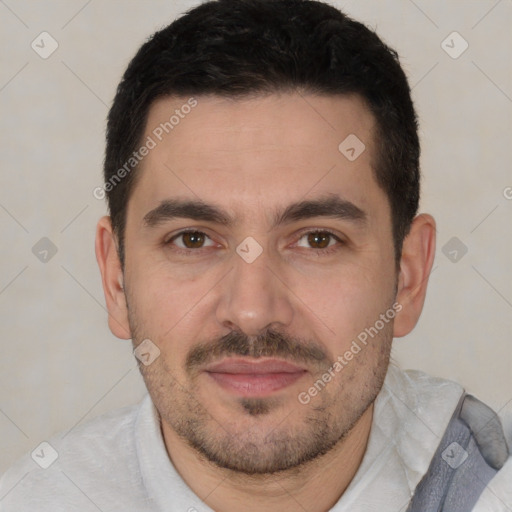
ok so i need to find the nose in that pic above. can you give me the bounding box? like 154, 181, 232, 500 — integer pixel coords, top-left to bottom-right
215, 248, 294, 336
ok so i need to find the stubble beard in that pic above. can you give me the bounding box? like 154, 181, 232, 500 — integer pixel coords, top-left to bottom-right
127, 300, 393, 475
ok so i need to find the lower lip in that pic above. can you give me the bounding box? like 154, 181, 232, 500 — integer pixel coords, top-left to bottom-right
206, 371, 306, 397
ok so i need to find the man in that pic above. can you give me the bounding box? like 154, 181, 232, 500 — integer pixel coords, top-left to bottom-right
1, 0, 510, 510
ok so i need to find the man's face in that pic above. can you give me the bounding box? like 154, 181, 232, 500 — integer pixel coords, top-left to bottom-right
122, 93, 398, 473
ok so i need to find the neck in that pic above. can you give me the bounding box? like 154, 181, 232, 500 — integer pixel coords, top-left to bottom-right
161, 404, 373, 512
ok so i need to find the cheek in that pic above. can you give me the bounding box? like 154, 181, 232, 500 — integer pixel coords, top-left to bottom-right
292, 258, 395, 340
126, 259, 222, 349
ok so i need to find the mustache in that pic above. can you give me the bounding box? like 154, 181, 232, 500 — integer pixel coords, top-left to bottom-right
186, 328, 329, 372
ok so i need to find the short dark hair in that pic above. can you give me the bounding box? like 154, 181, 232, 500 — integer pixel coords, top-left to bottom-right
104, 0, 420, 265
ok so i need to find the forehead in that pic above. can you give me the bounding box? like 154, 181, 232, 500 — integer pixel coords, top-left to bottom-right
129, 92, 386, 224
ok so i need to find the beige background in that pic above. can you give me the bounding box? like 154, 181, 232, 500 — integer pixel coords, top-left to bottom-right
1, 0, 511, 474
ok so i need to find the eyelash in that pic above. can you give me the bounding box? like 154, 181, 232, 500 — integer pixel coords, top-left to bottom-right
295, 229, 344, 255
165, 229, 345, 256
165, 229, 217, 255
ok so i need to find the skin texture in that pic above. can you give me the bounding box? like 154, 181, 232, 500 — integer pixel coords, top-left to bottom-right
96, 93, 436, 512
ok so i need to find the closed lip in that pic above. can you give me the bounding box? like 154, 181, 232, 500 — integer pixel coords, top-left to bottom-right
204, 357, 307, 375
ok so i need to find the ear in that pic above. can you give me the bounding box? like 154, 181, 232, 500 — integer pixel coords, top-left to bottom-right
393, 214, 436, 338
95, 216, 131, 339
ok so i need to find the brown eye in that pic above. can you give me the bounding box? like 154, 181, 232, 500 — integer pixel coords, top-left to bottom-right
181, 231, 205, 248
170, 231, 215, 250
295, 230, 342, 253
307, 232, 332, 249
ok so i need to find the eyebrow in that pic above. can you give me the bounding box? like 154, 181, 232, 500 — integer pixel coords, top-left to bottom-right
273, 194, 367, 226
142, 194, 367, 229
143, 199, 231, 227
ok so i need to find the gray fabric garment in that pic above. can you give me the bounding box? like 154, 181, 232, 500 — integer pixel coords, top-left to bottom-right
407, 393, 509, 512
